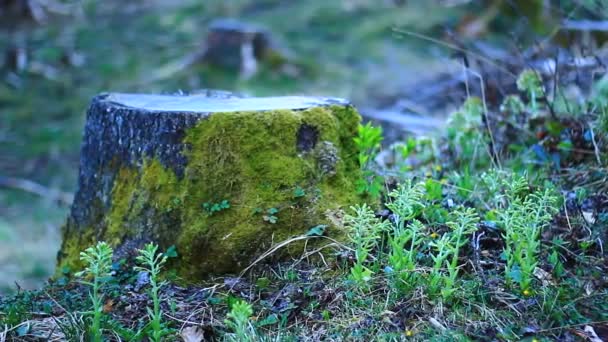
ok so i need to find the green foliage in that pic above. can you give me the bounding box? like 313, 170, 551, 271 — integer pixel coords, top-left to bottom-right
202, 200, 231, 216
384, 180, 425, 291
75, 241, 114, 342
498, 175, 558, 292
500, 95, 526, 115
446, 97, 490, 169
386, 179, 425, 221
135, 243, 170, 341
293, 186, 306, 198
263, 207, 280, 224
432, 207, 479, 300
386, 219, 425, 292
354, 122, 385, 199
224, 300, 256, 342
0, 292, 34, 332
516, 69, 545, 115
344, 203, 390, 287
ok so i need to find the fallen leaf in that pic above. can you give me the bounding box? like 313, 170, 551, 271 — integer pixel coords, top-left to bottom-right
103, 299, 115, 313
582, 210, 596, 224
181, 326, 205, 342
583, 325, 603, 342
584, 281, 595, 296
533, 267, 554, 286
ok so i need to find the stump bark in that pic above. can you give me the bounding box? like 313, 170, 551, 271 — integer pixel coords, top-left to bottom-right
58, 91, 362, 279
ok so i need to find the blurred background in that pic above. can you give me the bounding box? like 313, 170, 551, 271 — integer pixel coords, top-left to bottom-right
1, 0, 605, 293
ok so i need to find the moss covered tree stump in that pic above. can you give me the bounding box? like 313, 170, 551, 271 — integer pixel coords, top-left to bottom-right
58, 92, 362, 280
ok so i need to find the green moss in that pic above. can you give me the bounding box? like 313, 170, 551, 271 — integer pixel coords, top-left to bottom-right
59, 105, 362, 280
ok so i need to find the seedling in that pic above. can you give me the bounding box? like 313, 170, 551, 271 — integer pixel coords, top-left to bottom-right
499, 176, 558, 292
263, 207, 279, 224
344, 203, 390, 287
293, 186, 306, 198
354, 122, 385, 199
516, 69, 545, 116
224, 300, 255, 341
135, 243, 169, 341
75, 241, 114, 342
202, 199, 230, 216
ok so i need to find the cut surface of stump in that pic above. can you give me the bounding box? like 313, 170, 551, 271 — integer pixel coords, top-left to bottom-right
58, 92, 362, 279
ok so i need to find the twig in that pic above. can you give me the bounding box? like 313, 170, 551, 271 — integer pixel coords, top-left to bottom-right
0, 175, 73, 206
588, 123, 602, 165
238, 235, 350, 279
535, 320, 608, 333
392, 28, 517, 78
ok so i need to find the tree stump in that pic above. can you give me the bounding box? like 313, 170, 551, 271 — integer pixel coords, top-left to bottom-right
58, 91, 362, 279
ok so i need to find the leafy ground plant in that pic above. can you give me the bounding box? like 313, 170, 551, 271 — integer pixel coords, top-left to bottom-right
354, 122, 385, 199
224, 300, 256, 342
499, 175, 558, 293
135, 242, 169, 341
343, 203, 389, 287
75, 241, 114, 342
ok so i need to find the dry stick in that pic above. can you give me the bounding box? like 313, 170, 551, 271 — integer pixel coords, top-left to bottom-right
174, 284, 220, 332
393, 28, 503, 169
588, 123, 602, 165
0, 175, 73, 206
392, 28, 517, 79
468, 68, 502, 170
535, 320, 608, 334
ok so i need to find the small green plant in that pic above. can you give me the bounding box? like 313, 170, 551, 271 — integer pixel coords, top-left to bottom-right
500, 94, 526, 115
135, 243, 169, 342
386, 219, 425, 292
263, 207, 279, 224
224, 300, 255, 342
442, 208, 479, 299
516, 69, 545, 116
293, 186, 306, 198
75, 241, 114, 342
499, 176, 558, 292
202, 199, 231, 216
384, 181, 426, 291
425, 207, 479, 300
446, 97, 490, 170
354, 122, 385, 199
344, 203, 390, 287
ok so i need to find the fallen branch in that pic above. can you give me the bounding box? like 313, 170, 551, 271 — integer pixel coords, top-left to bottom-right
0, 175, 72, 206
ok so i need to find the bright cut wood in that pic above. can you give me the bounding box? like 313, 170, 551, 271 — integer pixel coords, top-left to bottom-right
106, 93, 349, 113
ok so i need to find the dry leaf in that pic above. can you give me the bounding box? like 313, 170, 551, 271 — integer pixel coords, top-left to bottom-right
181, 326, 205, 342
533, 267, 554, 286
584, 281, 595, 296
102, 299, 115, 313
583, 325, 603, 342
582, 210, 596, 224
